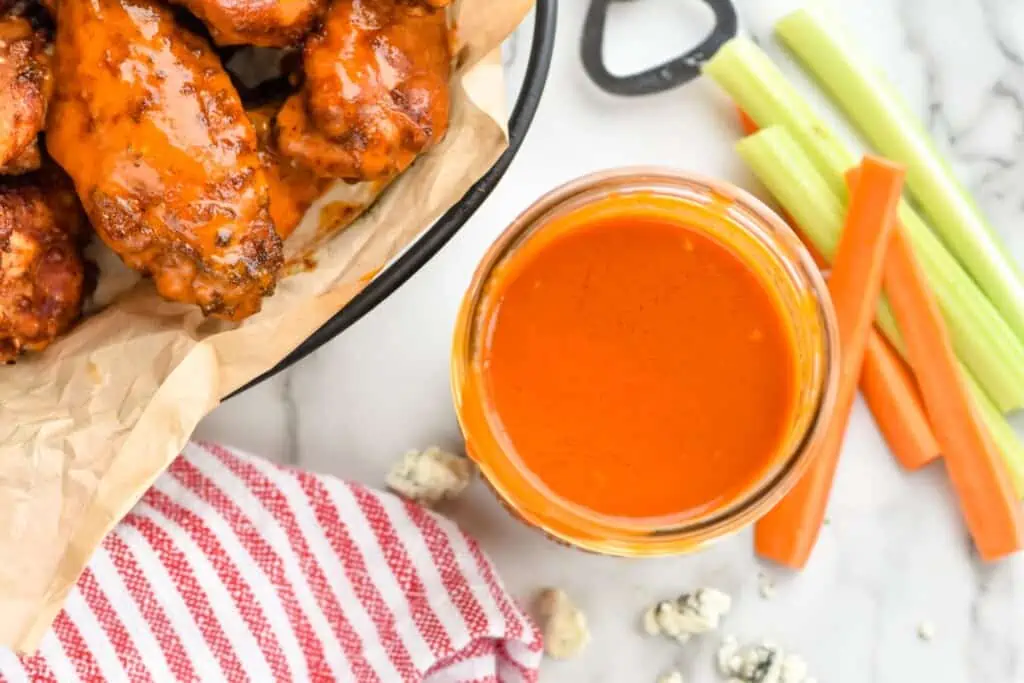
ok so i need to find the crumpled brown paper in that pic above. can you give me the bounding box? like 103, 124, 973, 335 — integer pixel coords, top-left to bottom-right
0, 0, 532, 652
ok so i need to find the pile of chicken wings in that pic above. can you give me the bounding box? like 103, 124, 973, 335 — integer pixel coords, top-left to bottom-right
0, 0, 451, 362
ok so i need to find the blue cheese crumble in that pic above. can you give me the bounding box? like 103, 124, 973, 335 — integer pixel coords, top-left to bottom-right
385, 447, 473, 507
716, 636, 815, 683
536, 588, 590, 659
642, 588, 732, 643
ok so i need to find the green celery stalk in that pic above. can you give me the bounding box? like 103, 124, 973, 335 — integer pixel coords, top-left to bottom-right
736, 127, 1024, 492
703, 37, 1024, 413
775, 9, 1024, 349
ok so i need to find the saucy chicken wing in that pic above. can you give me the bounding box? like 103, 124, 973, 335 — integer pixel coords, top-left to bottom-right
0, 167, 86, 362
276, 0, 451, 182
170, 0, 326, 47
0, 17, 51, 175
46, 0, 284, 321
249, 103, 329, 239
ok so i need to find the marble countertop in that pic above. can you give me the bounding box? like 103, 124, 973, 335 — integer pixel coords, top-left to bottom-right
197, 0, 1024, 680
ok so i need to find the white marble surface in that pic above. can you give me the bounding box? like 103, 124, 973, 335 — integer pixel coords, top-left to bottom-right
197, 1, 1024, 681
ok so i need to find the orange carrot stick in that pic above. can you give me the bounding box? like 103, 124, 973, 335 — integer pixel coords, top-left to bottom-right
861, 171, 1024, 561
754, 156, 906, 569
793, 212, 939, 472
861, 333, 940, 470
736, 109, 940, 471
737, 107, 759, 135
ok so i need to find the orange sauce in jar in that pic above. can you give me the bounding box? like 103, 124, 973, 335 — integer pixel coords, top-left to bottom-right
481, 208, 798, 520
453, 169, 837, 555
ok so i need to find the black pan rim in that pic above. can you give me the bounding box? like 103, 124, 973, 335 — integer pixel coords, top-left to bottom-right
228, 0, 557, 399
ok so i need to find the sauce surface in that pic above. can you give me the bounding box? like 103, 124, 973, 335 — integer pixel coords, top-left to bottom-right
480, 206, 798, 520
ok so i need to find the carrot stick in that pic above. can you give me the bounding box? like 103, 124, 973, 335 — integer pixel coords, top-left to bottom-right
737, 107, 759, 135
754, 156, 906, 569
861, 333, 940, 470
738, 109, 940, 472
797, 221, 938, 471
860, 169, 1024, 560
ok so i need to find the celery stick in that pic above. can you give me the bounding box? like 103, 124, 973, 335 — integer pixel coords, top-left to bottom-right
704, 39, 858, 182
703, 38, 1024, 413
776, 9, 1024, 349
737, 127, 1024, 492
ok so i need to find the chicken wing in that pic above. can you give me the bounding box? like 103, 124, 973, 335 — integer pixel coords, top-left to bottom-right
170, 0, 326, 47
46, 0, 284, 321
0, 17, 51, 175
276, 0, 451, 182
249, 104, 330, 240
2, 144, 41, 175
0, 166, 86, 362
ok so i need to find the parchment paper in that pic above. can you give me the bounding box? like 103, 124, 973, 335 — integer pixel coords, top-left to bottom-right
0, 0, 532, 652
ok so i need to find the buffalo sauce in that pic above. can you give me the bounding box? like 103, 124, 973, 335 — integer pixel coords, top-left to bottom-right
473, 194, 800, 521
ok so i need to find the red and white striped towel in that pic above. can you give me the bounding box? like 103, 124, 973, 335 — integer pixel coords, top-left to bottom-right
0, 442, 542, 682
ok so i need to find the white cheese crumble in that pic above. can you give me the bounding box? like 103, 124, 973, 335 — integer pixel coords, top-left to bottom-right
643, 588, 733, 643
385, 446, 473, 507
657, 670, 685, 683
536, 588, 590, 660
716, 636, 814, 683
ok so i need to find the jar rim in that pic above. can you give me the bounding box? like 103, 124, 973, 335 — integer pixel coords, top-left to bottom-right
451, 167, 840, 556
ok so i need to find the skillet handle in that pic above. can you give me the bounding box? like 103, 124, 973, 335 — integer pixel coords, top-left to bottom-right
581, 0, 738, 96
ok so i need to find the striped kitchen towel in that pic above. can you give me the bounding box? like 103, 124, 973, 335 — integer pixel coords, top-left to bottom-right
0, 442, 543, 682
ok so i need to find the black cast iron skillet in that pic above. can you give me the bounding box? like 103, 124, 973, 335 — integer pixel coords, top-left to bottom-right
230, 0, 557, 398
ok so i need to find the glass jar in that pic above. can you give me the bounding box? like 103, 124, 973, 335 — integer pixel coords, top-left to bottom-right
451, 168, 839, 556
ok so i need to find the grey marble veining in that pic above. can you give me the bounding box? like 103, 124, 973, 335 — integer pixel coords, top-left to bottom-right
197, 1, 1024, 680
